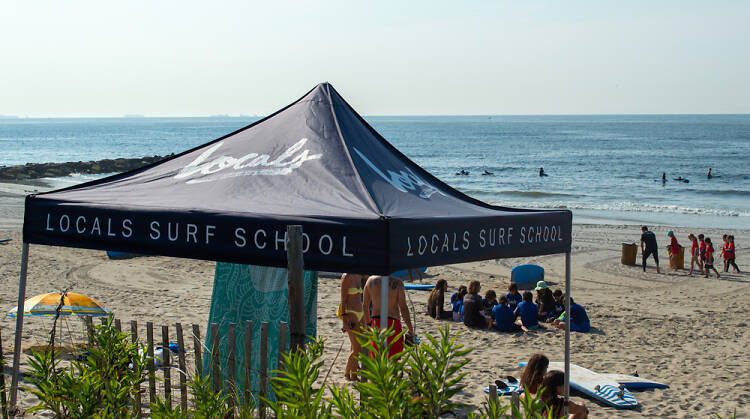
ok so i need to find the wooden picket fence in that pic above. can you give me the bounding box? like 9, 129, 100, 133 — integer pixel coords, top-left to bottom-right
83, 317, 288, 418
0, 327, 9, 419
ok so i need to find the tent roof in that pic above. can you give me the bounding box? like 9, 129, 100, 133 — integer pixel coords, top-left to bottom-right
23, 83, 571, 274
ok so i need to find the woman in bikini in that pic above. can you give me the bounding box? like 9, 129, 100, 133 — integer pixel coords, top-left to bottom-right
339, 273, 366, 380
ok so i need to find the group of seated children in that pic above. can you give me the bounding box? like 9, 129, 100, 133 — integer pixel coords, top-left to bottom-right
519, 354, 588, 419
427, 279, 590, 333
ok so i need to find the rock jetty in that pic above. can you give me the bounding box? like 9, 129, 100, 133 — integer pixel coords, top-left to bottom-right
0, 155, 173, 181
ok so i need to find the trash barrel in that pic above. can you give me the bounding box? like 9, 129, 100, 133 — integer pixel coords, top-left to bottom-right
670, 246, 685, 269
621, 243, 638, 265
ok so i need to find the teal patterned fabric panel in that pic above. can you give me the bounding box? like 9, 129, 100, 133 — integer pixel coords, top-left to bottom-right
202, 263, 318, 400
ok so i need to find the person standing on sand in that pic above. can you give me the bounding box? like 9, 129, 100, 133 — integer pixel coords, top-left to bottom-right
640, 226, 660, 273
666, 230, 680, 271
725, 235, 741, 273
698, 234, 707, 273
720, 234, 729, 272
362, 276, 415, 358
703, 238, 720, 279
339, 273, 366, 381
688, 234, 701, 275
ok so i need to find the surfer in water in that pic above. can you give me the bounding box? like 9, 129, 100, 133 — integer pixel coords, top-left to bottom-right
661, 172, 666, 185
539, 167, 546, 177
707, 168, 713, 179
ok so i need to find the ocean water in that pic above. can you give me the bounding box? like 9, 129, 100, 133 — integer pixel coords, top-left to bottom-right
2, 115, 749, 229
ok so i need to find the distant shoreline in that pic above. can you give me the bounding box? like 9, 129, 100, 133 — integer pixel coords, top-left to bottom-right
0, 155, 171, 182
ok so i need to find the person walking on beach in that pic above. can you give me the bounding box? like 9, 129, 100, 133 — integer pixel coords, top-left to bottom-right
339, 273, 366, 381
688, 234, 701, 275
698, 234, 707, 273
362, 275, 415, 358
725, 235, 741, 273
640, 226, 660, 273
720, 234, 729, 272
703, 238, 720, 278
666, 230, 680, 271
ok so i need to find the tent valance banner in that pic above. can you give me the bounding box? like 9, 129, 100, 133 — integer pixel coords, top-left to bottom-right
22, 83, 572, 274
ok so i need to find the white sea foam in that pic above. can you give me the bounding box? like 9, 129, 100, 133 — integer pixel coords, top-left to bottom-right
492, 200, 750, 218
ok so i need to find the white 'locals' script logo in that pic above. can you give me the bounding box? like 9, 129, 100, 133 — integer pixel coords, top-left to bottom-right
174, 138, 322, 184
352, 147, 446, 199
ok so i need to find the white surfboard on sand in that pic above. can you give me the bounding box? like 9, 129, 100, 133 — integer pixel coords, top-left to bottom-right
520, 361, 638, 409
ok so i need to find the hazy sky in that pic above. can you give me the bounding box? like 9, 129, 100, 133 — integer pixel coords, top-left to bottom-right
2, 1, 749, 116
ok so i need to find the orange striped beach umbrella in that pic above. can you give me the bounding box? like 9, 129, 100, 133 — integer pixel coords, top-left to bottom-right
8, 292, 110, 318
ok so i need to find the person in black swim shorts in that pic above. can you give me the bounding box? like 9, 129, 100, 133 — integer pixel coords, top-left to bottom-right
641, 226, 661, 273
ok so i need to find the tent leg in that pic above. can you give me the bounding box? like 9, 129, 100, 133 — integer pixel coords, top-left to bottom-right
564, 251, 571, 416
10, 243, 29, 411
286, 225, 305, 351
380, 276, 389, 330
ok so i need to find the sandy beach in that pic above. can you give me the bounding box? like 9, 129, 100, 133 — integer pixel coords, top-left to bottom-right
0, 186, 748, 418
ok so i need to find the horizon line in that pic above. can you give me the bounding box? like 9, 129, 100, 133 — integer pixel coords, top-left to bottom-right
2, 112, 750, 119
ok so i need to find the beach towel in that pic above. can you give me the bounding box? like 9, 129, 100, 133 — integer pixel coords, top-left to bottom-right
203, 263, 317, 402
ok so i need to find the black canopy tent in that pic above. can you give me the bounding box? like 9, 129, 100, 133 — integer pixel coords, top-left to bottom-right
11, 83, 574, 409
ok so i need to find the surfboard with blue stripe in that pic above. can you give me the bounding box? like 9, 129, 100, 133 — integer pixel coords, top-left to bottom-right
519, 361, 639, 409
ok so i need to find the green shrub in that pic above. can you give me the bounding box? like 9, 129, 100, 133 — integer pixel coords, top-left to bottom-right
26, 316, 148, 418
25, 319, 560, 418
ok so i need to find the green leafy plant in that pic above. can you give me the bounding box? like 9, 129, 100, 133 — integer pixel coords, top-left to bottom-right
406, 325, 472, 416
25, 319, 567, 418
714, 410, 737, 419
264, 338, 332, 418
354, 325, 414, 418
26, 317, 149, 418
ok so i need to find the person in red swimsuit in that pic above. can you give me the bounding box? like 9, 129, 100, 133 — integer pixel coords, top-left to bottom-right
362, 275, 414, 358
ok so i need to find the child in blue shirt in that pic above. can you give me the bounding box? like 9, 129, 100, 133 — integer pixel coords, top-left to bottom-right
483, 289, 498, 313
491, 296, 523, 332
506, 283, 523, 310
514, 291, 539, 330
552, 295, 590, 333
450, 286, 467, 310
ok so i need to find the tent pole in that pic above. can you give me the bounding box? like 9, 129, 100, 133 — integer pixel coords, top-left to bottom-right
286, 225, 305, 352
564, 251, 571, 415
380, 276, 388, 330
10, 242, 29, 411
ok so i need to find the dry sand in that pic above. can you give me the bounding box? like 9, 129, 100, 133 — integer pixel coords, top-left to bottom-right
0, 186, 748, 417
